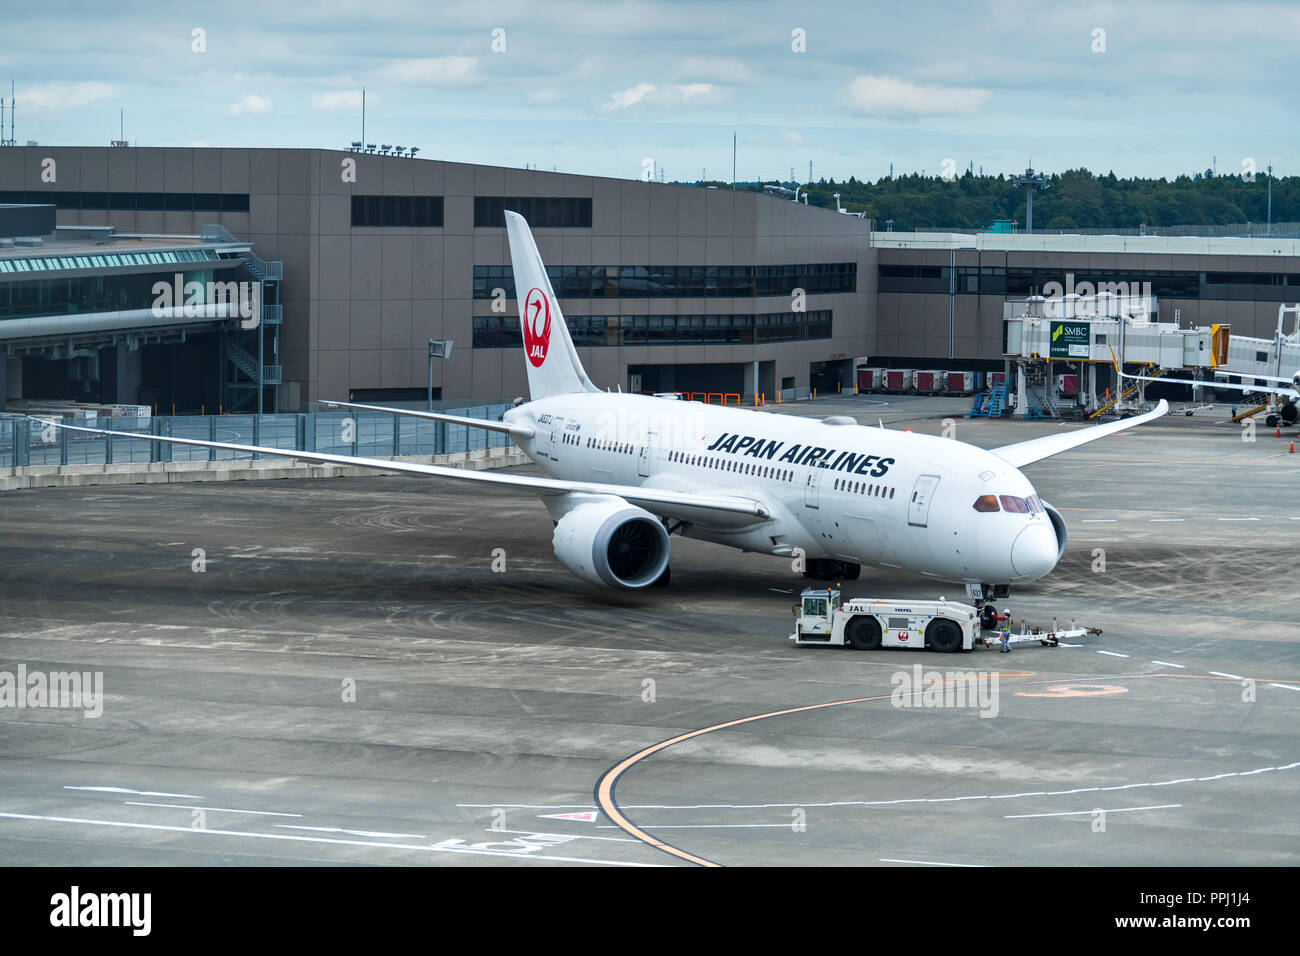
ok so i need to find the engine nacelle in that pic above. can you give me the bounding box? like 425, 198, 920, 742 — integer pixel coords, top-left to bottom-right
552, 497, 671, 589
1041, 500, 1068, 563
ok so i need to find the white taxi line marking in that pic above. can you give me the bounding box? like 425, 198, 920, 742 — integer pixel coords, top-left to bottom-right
1152, 661, 1185, 668
1005, 804, 1181, 819
65, 786, 201, 799
0, 812, 659, 866
1097, 650, 1130, 658
276, 825, 424, 839
880, 858, 983, 867
1209, 671, 1244, 680
475, 761, 1300, 813
124, 801, 302, 817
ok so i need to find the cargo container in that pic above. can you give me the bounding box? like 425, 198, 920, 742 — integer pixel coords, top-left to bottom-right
1058, 374, 1079, 397
914, 370, 946, 394
885, 369, 914, 392
945, 371, 976, 395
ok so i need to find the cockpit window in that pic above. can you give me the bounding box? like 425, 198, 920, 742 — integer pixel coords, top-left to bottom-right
1027, 495, 1043, 513
972, 495, 1000, 512
1000, 495, 1029, 513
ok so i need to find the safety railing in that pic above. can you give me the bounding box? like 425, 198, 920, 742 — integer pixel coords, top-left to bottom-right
0, 404, 516, 468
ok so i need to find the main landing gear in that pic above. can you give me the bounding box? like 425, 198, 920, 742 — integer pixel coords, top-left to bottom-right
803, 559, 861, 581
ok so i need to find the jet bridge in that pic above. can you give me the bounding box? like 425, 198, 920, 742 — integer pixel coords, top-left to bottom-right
1002, 294, 1230, 417
1220, 305, 1300, 383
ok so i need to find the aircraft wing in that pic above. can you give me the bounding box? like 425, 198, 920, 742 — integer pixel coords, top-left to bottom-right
38, 420, 769, 521
990, 399, 1169, 468
1127, 373, 1299, 399
1215, 370, 1295, 384
318, 400, 535, 439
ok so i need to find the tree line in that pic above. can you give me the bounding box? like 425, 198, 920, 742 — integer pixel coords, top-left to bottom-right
698, 168, 1296, 231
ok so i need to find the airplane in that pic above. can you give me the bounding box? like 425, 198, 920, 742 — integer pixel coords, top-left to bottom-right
1125, 367, 1299, 428
39, 211, 1169, 600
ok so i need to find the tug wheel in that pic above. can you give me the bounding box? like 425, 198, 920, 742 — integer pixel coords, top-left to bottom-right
926, 618, 964, 653
846, 616, 882, 651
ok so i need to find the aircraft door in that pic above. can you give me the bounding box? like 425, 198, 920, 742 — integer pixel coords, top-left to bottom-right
908, 474, 940, 527
804, 469, 821, 509
638, 432, 655, 477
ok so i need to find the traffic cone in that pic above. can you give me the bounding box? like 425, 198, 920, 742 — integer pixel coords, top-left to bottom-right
1277, 426, 1282, 438
1291, 441, 1296, 454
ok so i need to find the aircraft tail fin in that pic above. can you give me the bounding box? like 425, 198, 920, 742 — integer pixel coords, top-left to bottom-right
505, 211, 598, 399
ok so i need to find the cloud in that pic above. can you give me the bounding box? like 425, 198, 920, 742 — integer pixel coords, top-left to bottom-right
375, 56, 478, 85
311, 90, 371, 111
526, 88, 563, 105
16, 81, 115, 112
227, 93, 273, 116
842, 75, 992, 118
603, 82, 658, 110
601, 81, 727, 111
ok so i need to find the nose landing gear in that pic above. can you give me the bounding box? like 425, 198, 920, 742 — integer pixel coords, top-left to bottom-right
964, 581, 1010, 604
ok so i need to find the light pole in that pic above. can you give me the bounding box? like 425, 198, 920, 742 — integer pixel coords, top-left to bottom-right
1011, 167, 1049, 234
428, 339, 453, 410
1267, 164, 1272, 236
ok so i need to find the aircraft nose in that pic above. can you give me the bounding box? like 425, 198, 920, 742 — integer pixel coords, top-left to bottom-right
1011, 522, 1059, 579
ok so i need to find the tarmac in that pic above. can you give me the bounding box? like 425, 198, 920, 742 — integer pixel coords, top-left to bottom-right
1, 394, 1297, 866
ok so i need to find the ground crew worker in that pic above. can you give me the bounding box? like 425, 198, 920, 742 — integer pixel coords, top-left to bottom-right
986, 607, 1012, 652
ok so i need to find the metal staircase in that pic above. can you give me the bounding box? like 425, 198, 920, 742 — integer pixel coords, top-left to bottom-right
970, 384, 1010, 418
203, 224, 283, 414
1023, 361, 1061, 418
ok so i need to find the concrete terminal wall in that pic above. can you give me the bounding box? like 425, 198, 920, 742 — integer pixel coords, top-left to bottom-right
0, 444, 529, 491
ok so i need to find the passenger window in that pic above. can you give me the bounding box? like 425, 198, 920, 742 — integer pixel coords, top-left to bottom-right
1000, 495, 1029, 513
973, 495, 1000, 512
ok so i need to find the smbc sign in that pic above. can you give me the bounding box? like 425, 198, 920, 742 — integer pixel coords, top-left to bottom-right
1050, 321, 1091, 358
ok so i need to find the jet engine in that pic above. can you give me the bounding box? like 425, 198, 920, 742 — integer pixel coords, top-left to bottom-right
1041, 500, 1068, 563
552, 497, 670, 589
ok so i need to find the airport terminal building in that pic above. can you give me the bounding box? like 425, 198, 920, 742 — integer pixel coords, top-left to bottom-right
2, 144, 1299, 414
0, 146, 872, 411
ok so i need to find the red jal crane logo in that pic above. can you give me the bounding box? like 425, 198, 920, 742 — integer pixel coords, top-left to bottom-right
523, 288, 551, 368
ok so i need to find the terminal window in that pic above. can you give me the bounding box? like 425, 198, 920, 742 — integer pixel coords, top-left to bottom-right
474, 196, 592, 228
350, 195, 444, 228
0, 190, 250, 211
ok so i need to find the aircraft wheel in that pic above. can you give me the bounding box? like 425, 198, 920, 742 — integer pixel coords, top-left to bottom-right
839, 562, 861, 580
802, 559, 834, 580
926, 618, 963, 653
846, 616, 882, 650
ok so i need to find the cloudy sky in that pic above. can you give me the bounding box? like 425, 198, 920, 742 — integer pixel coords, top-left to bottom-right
3, 0, 1296, 182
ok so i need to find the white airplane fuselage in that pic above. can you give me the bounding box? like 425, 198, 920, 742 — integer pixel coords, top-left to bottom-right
504, 391, 1063, 588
